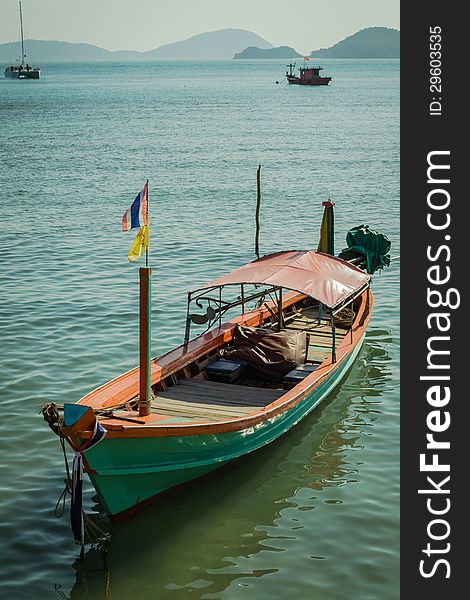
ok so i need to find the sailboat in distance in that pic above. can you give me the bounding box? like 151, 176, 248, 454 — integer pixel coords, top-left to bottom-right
4, 1, 40, 79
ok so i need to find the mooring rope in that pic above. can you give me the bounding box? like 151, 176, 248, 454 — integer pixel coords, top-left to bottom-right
41, 404, 109, 542
40, 402, 62, 435
54, 431, 73, 518
54, 479, 71, 519
53, 583, 71, 600
83, 513, 109, 543
41, 403, 111, 599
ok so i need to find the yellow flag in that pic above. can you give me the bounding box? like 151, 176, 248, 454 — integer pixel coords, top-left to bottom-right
127, 225, 149, 262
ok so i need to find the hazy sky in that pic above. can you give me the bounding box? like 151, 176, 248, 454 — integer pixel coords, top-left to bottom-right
0, 0, 399, 52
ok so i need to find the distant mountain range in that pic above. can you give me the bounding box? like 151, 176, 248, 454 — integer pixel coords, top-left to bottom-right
0, 28, 272, 62
0, 27, 399, 63
311, 27, 399, 58
148, 29, 272, 60
234, 46, 302, 59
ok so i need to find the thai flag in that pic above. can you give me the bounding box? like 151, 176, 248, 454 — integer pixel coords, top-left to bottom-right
122, 182, 148, 232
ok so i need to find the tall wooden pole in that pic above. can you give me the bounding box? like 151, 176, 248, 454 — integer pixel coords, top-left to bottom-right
145, 179, 149, 268
255, 165, 261, 258
139, 179, 151, 417
139, 266, 151, 417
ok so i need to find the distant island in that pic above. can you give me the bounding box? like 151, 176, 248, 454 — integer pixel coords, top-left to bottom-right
311, 27, 399, 58
233, 27, 399, 60
0, 29, 272, 62
234, 46, 302, 59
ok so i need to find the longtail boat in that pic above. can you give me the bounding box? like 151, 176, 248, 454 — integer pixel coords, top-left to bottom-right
42, 191, 390, 546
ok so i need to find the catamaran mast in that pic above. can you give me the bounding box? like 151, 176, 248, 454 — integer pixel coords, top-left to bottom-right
19, 1, 25, 66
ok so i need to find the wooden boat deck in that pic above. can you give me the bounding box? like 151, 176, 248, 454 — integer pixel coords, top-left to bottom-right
285, 307, 349, 362
152, 378, 285, 422
149, 304, 351, 422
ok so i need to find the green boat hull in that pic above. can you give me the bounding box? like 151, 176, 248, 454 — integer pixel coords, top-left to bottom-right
85, 335, 365, 518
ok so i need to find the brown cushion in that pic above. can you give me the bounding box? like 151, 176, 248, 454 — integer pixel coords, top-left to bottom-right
221, 326, 309, 381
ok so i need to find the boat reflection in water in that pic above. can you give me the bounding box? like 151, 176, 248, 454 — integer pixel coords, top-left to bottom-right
64, 335, 393, 599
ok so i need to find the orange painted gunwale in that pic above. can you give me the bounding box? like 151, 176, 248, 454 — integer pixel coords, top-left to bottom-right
79, 290, 303, 411
77, 289, 373, 439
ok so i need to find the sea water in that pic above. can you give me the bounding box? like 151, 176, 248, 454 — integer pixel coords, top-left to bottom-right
0, 59, 399, 599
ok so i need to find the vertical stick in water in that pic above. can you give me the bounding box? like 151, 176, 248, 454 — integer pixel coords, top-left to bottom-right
255, 165, 261, 258
139, 267, 152, 417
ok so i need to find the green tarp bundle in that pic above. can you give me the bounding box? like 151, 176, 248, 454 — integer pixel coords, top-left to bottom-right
338, 225, 391, 274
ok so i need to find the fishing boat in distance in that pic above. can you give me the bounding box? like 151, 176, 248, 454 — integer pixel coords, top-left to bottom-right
4, 2, 40, 79
42, 185, 391, 546
285, 62, 331, 86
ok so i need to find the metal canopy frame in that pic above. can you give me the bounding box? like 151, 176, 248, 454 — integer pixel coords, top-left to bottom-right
184, 283, 282, 344
183, 280, 370, 345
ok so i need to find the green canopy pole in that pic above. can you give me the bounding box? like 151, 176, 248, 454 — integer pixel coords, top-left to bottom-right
331, 313, 337, 363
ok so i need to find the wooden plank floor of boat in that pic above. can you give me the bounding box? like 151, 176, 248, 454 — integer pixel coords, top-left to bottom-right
285, 307, 349, 359
152, 378, 285, 422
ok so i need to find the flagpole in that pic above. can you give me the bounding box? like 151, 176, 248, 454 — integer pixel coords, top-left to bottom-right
145, 179, 149, 268
139, 179, 151, 417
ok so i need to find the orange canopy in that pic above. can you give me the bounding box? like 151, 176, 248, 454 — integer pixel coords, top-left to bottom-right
191, 250, 370, 309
